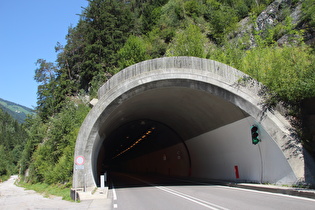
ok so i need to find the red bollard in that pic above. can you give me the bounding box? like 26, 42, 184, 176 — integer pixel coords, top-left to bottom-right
234, 165, 240, 179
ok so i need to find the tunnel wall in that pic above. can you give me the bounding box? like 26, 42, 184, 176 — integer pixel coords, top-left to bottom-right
187, 117, 297, 184
73, 57, 309, 191
119, 117, 297, 184
123, 143, 191, 177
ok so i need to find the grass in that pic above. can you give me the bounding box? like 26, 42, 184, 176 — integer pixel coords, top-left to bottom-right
0, 174, 10, 183
17, 181, 73, 201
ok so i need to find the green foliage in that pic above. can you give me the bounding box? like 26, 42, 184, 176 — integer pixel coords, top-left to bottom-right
0, 109, 27, 180
0, 145, 9, 177
204, 0, 239, 44
55, 0, 135, 99
208, 36, 315, 105
118, 35, 151, 69
34, 59, 64, 120
18, 181, 72, 201
302, 0, 315, 27
255, 16, 304, 47
139, 1, 167, 34
159, 0, 185, 28
239, 45, 315, 103
80, 0, 134, 88
207, 40, 244, 67
166, 24, 208, 57
23, 102, 90, 185
184, 0, 204, 19
248, 0, 274, 16
144, 28, 169, 58
19, 115, 47, 175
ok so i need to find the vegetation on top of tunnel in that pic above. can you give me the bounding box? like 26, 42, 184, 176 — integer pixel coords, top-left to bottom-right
5, 0, 314, 187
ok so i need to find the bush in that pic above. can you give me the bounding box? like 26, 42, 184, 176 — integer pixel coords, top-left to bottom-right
22, 102, 90, 185
118, 35, 151, 69
239, 45, 315, 103
166, 24, 208, 57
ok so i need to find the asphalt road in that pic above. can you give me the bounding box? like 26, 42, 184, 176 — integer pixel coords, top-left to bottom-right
109, 172, 315, 210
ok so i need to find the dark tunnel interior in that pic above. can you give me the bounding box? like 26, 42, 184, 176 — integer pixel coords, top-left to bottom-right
96, 119, 190, 183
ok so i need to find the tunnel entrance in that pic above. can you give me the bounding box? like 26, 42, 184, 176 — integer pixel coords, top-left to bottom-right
73, 57, 307, 191
96, 119, 191, 185
92, 84, 251, 186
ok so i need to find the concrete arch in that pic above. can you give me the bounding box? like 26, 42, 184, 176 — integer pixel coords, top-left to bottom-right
73, 57, 306, 191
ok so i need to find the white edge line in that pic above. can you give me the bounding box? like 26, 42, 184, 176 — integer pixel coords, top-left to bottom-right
169, 177, 315, 203
218, 185, 315, 202
112, 183, 117, 200
112, 182, 118, 209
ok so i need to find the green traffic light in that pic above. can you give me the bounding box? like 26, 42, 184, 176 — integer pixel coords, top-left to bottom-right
251, 125, 260, 145
252, 137, 260, 145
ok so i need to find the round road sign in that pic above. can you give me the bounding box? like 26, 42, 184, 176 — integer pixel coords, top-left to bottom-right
75, 156, 85, 165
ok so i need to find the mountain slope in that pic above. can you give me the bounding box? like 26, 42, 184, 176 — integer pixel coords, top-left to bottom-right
0, 98, 35, 123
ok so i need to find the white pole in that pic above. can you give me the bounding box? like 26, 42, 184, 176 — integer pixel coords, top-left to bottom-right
74, 167, 77, 202
258, 144, 263, 184
84, 173, 86, 192
100, 175, 105, 189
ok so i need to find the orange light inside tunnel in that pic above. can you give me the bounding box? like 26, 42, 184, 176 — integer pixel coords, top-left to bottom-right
112, 127, 156, 159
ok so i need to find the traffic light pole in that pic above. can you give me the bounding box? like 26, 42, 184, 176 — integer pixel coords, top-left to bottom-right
258, 143, 263, 184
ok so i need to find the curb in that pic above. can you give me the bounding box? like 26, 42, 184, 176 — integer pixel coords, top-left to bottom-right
228, 183, 315, 199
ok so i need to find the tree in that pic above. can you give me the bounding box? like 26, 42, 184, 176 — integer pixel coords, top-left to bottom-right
159, 0, 185, 28
118, 35, 151, 69
24, 102, 90, 184
202, 0, 239, 44
80, 0, 134, 90
19, 115, 46, 178
34, 59, 61, 120
239, 45, 315, 103
55, 0, 135, 93
0, 109, 27, 179
166, 24, 208, 57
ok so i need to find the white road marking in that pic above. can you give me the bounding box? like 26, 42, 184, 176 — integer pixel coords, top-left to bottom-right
112, 185, 117, 200
112, 182, 118, 209
156, 186, 229, 210
218, 185, 315, 202
123, 175, 229, 210
165, 176, 315, 203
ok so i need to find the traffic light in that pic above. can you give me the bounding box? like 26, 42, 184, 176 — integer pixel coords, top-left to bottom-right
251, 125, 260, 145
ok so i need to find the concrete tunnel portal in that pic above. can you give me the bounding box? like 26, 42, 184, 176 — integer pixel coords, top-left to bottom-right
96, 85, 249, 180
73, 57, 308, 191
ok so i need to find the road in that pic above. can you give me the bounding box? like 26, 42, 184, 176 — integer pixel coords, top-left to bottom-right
109, 172, 315, 210
0, 175, 110, 210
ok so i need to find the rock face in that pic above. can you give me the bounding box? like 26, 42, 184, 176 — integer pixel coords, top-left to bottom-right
256, 0, 281, 31
233, 0, 314, 47
255, 0, 302, 31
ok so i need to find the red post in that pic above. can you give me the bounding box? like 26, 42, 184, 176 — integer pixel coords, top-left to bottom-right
234, 165, 240, 179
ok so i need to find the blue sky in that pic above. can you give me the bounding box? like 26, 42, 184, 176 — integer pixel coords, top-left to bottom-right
0, 0, 88, 108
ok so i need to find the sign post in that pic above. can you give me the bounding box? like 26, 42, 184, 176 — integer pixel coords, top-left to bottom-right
75, 156, 85, 166
74, 156, 85, 202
